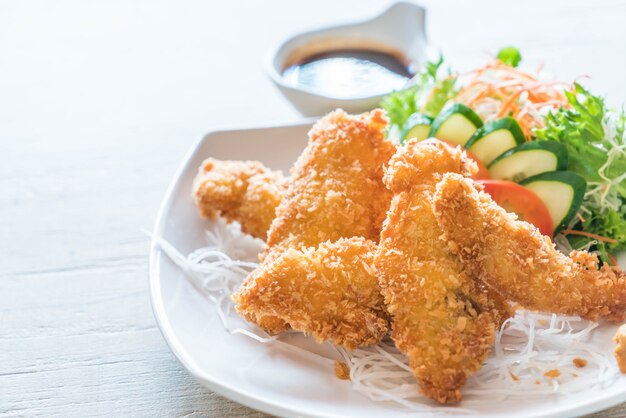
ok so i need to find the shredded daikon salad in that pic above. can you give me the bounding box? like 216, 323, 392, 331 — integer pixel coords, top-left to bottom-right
155, 220, 621, 413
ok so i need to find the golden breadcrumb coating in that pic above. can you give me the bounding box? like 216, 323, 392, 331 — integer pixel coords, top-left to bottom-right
234, 109, 396, 335
233, 237, 388, 350
433, 173, 626, 322
374, 139, 507, 404
614, 324, 626, 373
264, 108, 396, 259
193, 158, 284, 240
335, 361, 351, 380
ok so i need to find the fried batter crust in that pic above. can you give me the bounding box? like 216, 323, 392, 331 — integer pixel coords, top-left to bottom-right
614, 324, 626, 373
193, 158, 284, 240
433, 173, 626, 322
234, 109, 395, 337
234, 237, 388, 350
264, 108, 395, 259
374, 139, 505, 404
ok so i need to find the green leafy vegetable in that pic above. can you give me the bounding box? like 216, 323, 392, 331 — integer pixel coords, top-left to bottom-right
381, 56, 458, 133
537, 84, 626, 197
497, 46, 522, 68
380, 86, 419, 133
379, 49, 626, 262
534, 83, 626, 260
424, 74, 458, 118
583, 206, 626, 262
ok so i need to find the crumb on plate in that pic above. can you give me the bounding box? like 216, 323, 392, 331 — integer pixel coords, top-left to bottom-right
335, 361, 350, 380
613, 324, 626, 373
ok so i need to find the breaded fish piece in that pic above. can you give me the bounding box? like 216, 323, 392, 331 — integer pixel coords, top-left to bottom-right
614, 324, 626, 373
235, 109, 395, 337
233, 237, 388, 350
193, 158, 284, 240
433, 173, 626, 322
374, 139, 505, 404
264, 108, 395, 258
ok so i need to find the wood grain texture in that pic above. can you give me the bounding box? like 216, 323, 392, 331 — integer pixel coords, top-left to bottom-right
1, 0, 625, 416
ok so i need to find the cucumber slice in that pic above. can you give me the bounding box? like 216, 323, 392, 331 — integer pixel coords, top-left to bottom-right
465, 117, 525, 165
521, 171, 586, 232
429, 104, 483, 146
400, 113, 433, 144
487, 141, 568, 182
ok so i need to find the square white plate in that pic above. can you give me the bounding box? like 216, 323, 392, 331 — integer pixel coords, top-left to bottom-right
149, 120, 626, 418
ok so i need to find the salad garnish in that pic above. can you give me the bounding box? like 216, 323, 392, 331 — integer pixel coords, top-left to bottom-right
497, 46, 522, 68
381, 56, 457, 126
535, 84, 626, 261
381, 47, 626, 264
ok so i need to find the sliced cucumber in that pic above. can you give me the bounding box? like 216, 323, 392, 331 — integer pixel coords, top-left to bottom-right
521, 171, 586, 232
465, 117, 525, 165
488, 141, 568, 182
400, 113, 433, 144
429, 104, 483, 146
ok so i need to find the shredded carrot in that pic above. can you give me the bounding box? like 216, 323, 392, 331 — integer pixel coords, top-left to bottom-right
454, 59, 570, 139
465, 86, 494, 107
529, 100, 562, 109
609, 254, 618, 266
489, 62, 538, 81
496, 89, 525, 118
562, 229, 618, 244
492, 80, 526, 89
576, 213, 586, 223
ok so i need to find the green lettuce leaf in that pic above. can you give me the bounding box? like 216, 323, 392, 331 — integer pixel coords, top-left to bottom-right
381, 56, 457, 131
536, 84, 626, 197
534, 83, 626, 259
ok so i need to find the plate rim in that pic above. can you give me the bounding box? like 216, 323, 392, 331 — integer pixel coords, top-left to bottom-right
149, 120, 626, 418
149, 118, 333, 418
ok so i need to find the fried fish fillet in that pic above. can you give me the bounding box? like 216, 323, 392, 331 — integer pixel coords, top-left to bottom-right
433, 173, 626, 322
374, 139, 506, 404
614, 324, 626, 373
263, 108, 395, 259
233, 237, 388, 350
193, 158, 284, 240
234, 109, 395, 340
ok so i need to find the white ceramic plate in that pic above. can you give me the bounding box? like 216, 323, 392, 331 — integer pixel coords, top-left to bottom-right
150, 121, 626, 418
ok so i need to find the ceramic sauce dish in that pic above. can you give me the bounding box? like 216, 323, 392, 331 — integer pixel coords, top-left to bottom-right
266, 2, 431, 116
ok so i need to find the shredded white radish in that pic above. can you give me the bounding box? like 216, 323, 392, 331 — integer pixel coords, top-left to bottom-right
154, 220, 621, 413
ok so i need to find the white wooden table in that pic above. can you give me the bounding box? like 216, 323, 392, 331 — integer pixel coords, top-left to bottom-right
2, 0, 625, 416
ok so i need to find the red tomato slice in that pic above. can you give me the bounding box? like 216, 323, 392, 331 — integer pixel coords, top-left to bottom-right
477, 180, 554, 237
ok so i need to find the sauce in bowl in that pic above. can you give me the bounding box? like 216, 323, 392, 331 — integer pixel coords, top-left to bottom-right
282, 49, 415, 99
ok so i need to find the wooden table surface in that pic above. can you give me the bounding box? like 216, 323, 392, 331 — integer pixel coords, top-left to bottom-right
2, 0, 625, 416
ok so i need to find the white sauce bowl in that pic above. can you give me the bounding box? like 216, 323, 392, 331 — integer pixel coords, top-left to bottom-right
265, 2, 432, 116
